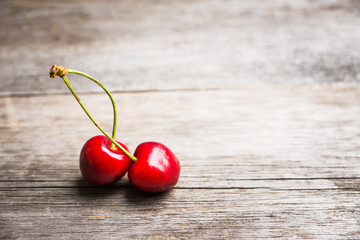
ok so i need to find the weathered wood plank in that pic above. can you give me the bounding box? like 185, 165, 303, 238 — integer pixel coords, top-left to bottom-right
1, 168, 360, 190
1, 85, 359, 182
1, 0, 360, 96
0, 188, 359, 239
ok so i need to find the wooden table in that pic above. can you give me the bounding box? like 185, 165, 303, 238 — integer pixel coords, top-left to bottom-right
1, 1, 359, 239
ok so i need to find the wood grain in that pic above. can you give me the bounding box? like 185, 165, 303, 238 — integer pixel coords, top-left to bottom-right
1, 188, 359, 239
1, 85, 359, 239
1, 0, 360, 96
1, 0, 360, 239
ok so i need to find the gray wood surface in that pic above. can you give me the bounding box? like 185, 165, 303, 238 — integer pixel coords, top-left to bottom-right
1, 0, 360, 239
1, 87, 360, 239
1, 0, 360, 96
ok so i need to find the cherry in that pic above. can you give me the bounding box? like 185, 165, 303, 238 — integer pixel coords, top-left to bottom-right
50, 65, 136, 186
128, 142, 180, 193
50, 65, 181, 191
80, 135, 132, 186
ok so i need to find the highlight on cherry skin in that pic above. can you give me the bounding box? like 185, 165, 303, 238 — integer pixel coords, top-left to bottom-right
80, 135, 133, 186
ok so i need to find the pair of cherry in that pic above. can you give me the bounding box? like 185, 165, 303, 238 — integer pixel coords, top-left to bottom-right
50, 65, 180, 192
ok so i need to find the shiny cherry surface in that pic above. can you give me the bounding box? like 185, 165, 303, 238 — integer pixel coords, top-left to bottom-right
128, 142, 180, 192
80, 135, 132, 186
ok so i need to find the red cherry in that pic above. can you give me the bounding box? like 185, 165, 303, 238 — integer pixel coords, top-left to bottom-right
128, 142, 181, 192
80, 135, 133, 186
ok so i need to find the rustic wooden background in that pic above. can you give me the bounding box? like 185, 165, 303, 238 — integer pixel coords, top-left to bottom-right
1, 0, 360, 239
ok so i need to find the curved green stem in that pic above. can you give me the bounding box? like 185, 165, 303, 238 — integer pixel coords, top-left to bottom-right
61, 75, 137, 162
66, 69, 117, 149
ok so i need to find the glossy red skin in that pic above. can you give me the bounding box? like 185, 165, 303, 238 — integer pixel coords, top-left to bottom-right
80, 135, 132, 186
128, 142, 181, 193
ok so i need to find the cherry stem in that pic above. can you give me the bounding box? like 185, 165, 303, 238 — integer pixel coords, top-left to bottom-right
66, 69, 117, 149
50, 65, 137, 162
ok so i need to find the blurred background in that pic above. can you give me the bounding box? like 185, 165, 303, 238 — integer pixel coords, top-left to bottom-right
1, 0, 359, 96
